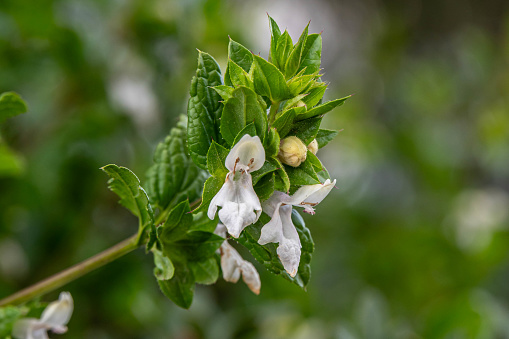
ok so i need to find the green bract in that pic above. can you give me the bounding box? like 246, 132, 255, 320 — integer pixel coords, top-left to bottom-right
99, 15, 348, 309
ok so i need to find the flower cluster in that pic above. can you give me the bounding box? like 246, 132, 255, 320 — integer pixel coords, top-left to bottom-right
208, 135, 336, 278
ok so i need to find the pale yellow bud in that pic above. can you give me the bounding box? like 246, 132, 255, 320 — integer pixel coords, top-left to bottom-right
278, 136, 307, 167
307, 139, 318, 155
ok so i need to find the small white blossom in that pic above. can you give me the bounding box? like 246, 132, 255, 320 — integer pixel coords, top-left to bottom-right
259, 179, 336, 277
214, 224, 261, 294
208, 134, 265, 238
12, 292, 74, 339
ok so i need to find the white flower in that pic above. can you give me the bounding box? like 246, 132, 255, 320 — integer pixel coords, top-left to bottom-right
12, 292, 74, 339
214, 224, 261, 294
208, 134, 265, 238
259, 179, 336, 277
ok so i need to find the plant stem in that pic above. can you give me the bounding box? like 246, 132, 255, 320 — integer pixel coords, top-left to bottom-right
268, 101, 280, 126
0, 233, 140, 307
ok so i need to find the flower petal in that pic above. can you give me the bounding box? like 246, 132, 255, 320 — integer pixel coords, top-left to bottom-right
225, 134, 265, 172
40, 292, 73, 328
219, 240, 261, 294
239, 261, 261, 295
212, 172, 261, 238
12, 318, 49, 339
259, 202, 302, 277
288, 179, 336, 214
220, 242, 242, 283
277, 238, 301, 278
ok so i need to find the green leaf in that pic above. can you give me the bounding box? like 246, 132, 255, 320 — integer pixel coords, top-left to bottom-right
160, 199, 192, 236
0, 142, 24, 177
317, 167, 331, 182
252, 55, 290, 102
102, 164, 155, 246
251, 160, 278, 185
0, 92, 27, 124
212, 85, 234, 101
272, 108, 296, 138
189, 211, 219, 233
146, 116, 207, 212
282, 94, 308, 111
298, 33, 322, 75
225, 39, 254, 86
227, 59, 254, 89
285, 158, 320, 186
287, 117, 322, 144
0, 305, 24, 338
302, 83, 327, 108
157, 201, 224, 308
316, 129, 338, 148
153, 248, 175, 280
287, 72, 319, 97
220, 86, 267, 146
158, 264, 195, 309
253, 172, 275, 201
265, 128, 280, 158
233, 122, 257, 146
189, 257, 220, 285
195, 175, 223, 214
291, 209, 314, 287
306, 150, 323, 172
295, 96, 350, 121
187, 51, 224, 169
268, 15, 282, 66
206, 141, 229, 178
285, 23, 309, 78
268, 157, 290, 193
274, 31, 293, 72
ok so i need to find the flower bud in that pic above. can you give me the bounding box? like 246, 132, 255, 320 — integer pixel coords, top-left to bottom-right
307, 139, 318, 155
278, 136, 307, 167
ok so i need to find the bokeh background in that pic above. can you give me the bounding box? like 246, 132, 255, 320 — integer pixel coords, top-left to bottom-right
1, 0, 509, 338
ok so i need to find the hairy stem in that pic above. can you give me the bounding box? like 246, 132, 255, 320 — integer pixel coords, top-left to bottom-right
268, 101, 280, 126
0, 233, 140, 307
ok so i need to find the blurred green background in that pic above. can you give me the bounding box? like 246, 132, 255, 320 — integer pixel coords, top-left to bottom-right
1, 0, 509, 338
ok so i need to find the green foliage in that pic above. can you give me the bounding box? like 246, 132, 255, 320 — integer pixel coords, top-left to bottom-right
294, 95, 350, 121
272, 108, 297, 138
101, 164, 155, 247
225, 38, 254, 87
298, 33, 322, 75
227, 59, 254, 89
220, 86, 267, 145
145, 116, 207, 212
285, 158, 321, 186
187, 51, 224, 170
253, 172, 275, 201
0, 305, 23, 338
252, 55, 291, 103
0, 143, 24, 177
287, 117, 322, 144
0, 92, 27, 177
284, 23, 309, 78
156, 201, 223, 308
316, 129, 339, 148
0, 92, 27, 124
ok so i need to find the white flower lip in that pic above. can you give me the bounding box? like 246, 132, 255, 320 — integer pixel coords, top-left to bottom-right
289, 179, 336, 215
12, 291, 74, 339
259, 179, 336, 277
208, 134, 265, 238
